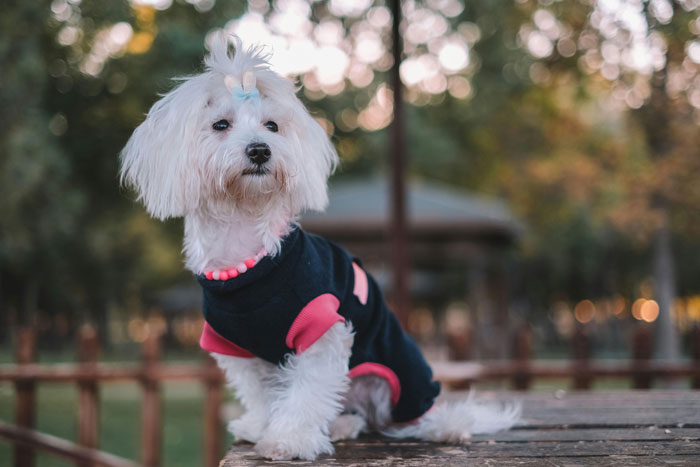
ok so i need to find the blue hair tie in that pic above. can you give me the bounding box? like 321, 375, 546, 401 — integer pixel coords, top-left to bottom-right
232, 87, 260, 104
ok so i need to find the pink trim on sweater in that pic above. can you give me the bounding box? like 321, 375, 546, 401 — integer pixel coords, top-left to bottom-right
199, 322, 254, 358
285, 294, 344, 353
348, 362, 401, 406
352, 262, 368, 305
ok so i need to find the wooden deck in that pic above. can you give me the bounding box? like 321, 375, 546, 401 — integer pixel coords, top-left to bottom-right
221, 390, 700, 466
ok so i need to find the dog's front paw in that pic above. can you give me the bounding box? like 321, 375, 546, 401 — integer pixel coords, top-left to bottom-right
255, 429, 333, 460
228, 414, 266, 444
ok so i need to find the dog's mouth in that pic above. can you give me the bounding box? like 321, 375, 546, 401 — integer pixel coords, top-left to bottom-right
242, 166, 270, 176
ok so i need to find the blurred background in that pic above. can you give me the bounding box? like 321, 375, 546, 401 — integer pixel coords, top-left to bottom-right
2, 0, 700, 465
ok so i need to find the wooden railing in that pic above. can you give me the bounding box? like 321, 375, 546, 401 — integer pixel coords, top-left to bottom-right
437, 323, 700, 390
0, 325, 224, 467
2, 323, 700, 466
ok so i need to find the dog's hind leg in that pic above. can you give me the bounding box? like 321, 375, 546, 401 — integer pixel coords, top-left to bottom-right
328, 413, 366, 441
211, 354, 275, 443
329, 374, 392, 441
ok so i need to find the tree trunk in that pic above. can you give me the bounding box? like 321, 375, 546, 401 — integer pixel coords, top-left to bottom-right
651, 209, 680, 361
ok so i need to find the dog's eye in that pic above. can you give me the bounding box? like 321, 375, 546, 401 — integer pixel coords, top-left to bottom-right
213, 120, 230, 131
264, 121, 278, 133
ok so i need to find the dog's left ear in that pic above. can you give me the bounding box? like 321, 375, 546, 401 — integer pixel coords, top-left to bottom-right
290, 104, 339, 213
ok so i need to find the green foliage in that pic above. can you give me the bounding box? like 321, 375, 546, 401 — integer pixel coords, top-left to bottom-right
0, 1, 246, 326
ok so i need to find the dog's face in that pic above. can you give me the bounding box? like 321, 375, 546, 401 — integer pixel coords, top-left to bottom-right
121, 36, 338, 220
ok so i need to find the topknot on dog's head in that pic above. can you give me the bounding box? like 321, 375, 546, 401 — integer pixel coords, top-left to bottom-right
204, 33, 295, 101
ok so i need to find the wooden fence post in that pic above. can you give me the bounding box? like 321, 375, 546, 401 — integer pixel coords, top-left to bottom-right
691, 325, 700, 390
446, 323, 472, 361
511, 324, 532, 390
141, 332, 162, 467
203, 357, 223, 467
15, 327, 37, 467
571, 324, 592, 390
77, 324, 100, 467
632, 324, 652, 389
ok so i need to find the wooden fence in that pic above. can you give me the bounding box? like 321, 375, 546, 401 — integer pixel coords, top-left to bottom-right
0, 325, 224, 467
436, 323, 700, 390
1, 323, 700, 466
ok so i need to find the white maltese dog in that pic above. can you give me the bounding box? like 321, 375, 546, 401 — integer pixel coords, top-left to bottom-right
121, 35, 519, 461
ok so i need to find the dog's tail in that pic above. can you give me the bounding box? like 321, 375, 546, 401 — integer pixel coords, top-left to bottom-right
380, 392, 521, 442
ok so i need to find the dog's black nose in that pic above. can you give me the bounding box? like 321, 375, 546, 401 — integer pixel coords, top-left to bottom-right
245, 142, 271, 165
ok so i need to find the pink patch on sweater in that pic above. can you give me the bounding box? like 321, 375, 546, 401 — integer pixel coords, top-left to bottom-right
352, 262, 368, 305
199, 322, 254, 358
286, 294, 344, 353
348, 362, 401, 406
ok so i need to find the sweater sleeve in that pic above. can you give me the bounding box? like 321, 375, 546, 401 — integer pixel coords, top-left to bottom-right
285, 293, 345, 353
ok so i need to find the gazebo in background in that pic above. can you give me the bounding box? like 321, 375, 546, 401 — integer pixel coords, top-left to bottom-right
301, 177, 522, 360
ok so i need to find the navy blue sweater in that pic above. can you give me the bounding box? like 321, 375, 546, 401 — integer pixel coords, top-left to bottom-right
198, 227, 440, 423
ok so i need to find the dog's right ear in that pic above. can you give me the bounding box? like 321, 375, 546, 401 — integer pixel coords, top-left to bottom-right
120, 79, 203, 220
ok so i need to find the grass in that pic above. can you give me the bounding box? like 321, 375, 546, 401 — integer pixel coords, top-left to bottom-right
0, 381, 230, 467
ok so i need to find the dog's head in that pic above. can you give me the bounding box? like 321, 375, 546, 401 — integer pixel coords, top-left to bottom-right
120, 35, 338, 220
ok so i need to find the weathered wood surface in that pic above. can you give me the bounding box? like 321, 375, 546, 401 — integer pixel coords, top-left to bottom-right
221, 391, 700, 466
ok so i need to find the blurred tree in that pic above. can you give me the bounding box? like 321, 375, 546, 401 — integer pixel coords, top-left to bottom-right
2, 0, 699, 354
0, 1, 83, 328
0, 0, 245, 340
515, 0, 700, 359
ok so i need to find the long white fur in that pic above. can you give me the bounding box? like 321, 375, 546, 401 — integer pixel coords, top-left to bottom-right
120, 34, 520, 461
121, 34, 336, 273
210, 353, 275, 443
382, 392, 522, 442
255, 321, 353, 460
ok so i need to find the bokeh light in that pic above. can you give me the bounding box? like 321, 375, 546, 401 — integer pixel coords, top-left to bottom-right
574, 300, 596, 324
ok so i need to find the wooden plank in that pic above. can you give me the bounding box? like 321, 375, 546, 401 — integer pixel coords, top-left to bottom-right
439, 391, 700, 427
462, 457, 700, 467
472, 427, 700, 442
510, 325, 533, 390
77, 325, 100, 467
441, 390, 700, 406
456, 440, 700, 458
203, 356, 222, 467
14, 327, 36, 467
219, 456, 700, 466
518, 408, 700, 428
221, 391, 700, 465
221, 440, 700, 466
517, 399, 700, 409
315, 439, 700, 458
571, 325, 592, 390
141, 333, 162, 467
0, 421, 137, 467
0, 362, 224, 382
2, 360, 699, 386
632, 325, 653, 389
692, 326, 700, 389
430, 361, 700, 387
